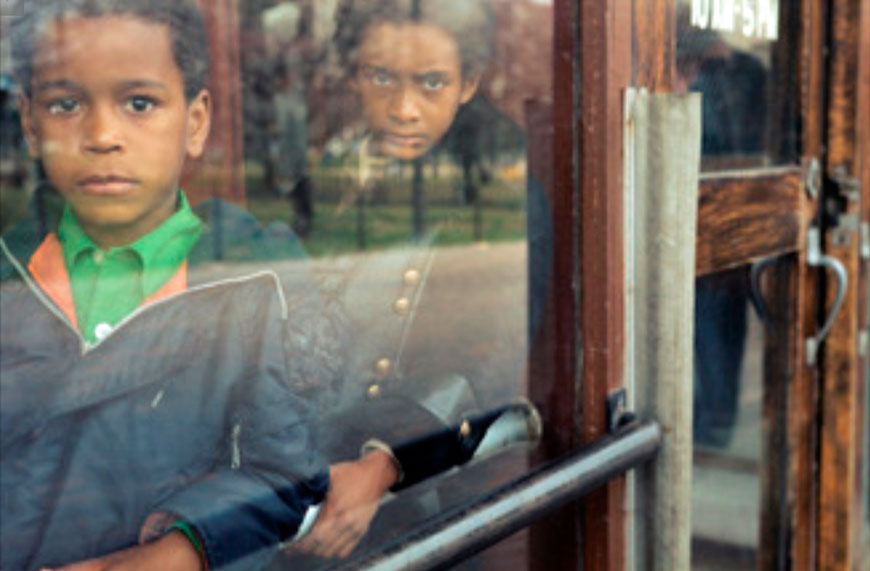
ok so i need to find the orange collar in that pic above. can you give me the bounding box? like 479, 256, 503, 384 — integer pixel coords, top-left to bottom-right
27, 233, 188, 332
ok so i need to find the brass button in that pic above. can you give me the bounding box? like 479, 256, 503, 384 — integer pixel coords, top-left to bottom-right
459, 420, 471, 438
393, 297, 410, 316
367, 384, 381, 399
403, 269, 421, 286
374, 358, 392, 376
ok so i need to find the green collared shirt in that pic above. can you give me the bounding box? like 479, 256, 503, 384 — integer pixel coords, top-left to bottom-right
58, 192, 203, 344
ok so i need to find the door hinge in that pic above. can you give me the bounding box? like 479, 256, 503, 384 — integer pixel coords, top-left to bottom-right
831, 213, 860, 247
860, 222, 870, 261
805, 157, 821, 199
606, 389, 636, 433
831, 165, 861, 203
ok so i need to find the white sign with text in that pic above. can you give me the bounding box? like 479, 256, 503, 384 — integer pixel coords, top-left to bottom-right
691, 0, 779, 41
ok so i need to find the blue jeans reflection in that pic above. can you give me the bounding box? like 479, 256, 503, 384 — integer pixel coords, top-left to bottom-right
693, 270, 748, 449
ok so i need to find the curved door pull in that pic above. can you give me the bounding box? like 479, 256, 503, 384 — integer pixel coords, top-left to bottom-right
805, 226, 849, 366
749, 256, 778, 324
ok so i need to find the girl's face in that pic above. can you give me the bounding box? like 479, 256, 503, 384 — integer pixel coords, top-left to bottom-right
353, 22, 478, 160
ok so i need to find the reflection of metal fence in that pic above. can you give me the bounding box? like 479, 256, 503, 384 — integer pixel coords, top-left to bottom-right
332, 421, 661, 571
308, 159, 526, 251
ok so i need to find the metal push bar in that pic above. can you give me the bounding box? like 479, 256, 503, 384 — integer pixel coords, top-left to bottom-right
332, 420, 661, 571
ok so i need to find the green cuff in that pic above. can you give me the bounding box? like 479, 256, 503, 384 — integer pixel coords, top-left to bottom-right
166, 520, 207, 569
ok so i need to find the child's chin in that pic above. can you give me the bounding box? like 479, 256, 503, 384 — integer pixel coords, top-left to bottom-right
376, 139, 430, 161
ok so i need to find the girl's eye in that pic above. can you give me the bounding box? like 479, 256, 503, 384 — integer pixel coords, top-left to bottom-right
47, 98, 80, 115
371, 71, 393, 87
125, 96, 157, 113
362, 66, 395, 87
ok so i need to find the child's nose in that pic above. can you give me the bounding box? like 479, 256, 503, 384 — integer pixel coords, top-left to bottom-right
387, 87, 422, 124
82, 105, 123, 153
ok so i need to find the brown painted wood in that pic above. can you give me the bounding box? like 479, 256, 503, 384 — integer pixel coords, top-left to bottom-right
800, 0, 827, 162
752, 249, 819, 571
695, 169, 807, 277
858, 3, 870, 562
578, 1, 631, 570
786, 3, 827, 569
758, 256, 798, 571
818, 0, 869, 569
697, 1, 828, 568
632, 0, 676, 91
182, 0, 246, 205
526, 0, 581, 568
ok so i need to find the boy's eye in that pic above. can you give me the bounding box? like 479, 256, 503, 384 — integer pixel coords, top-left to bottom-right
125, 96, 157, 113
418, 74, 447, 91
47, 97, 81, 115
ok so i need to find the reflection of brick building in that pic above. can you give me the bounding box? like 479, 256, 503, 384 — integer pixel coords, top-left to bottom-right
485, 0, 554, 128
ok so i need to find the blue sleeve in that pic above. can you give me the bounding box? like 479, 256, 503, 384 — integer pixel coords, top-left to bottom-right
156, 281, 329, 570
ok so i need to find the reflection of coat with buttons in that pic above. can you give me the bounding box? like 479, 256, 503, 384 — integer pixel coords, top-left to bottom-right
312, 141, 532, 488
0, 197, 332, 571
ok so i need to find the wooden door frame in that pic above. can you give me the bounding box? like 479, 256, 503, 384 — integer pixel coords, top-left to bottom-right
817, 0, 870, 568
542, 0, 829, 568
528, 1, 633, 569
630, 0, 829, 569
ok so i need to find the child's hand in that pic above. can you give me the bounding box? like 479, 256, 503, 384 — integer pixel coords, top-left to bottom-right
292, 451, 398, 558
39, 531, 203, 571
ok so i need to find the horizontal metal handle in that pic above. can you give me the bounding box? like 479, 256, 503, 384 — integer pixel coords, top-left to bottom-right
332, 421, 662, 571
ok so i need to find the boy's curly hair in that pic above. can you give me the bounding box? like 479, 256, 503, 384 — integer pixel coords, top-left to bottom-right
334, 0, 495, 80
10, 0, 209, 101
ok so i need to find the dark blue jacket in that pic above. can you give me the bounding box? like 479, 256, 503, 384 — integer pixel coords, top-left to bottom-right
0, 195, 331, 570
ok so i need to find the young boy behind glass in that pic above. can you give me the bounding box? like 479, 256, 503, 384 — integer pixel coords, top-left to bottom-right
1, 2, 329, 569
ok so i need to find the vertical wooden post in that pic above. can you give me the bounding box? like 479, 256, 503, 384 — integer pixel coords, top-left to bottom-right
631, 0, 676, 91
577, 1, 632, 570
526, 0, 581, 566
818, 0, 870, 569
182, 0, 246, 205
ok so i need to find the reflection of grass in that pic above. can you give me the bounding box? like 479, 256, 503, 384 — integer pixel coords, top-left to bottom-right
245, 160, 528, 256
247, 196, 527, 258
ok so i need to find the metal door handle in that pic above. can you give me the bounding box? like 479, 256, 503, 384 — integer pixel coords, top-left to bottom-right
805, 226, 849, 365
749, 256, 778, 324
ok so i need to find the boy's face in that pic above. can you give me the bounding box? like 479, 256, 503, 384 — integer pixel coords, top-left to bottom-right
353, 22, 479, 161
19, 16, 210, 248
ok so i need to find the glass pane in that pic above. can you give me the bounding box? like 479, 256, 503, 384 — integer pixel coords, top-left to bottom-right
676, 0, 800, 171
247, 1, 555, 567
0, 1, 556, 569
691, 267, 761, 569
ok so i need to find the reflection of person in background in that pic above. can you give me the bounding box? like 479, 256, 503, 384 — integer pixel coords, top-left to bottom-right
289, 0, 498, 561
336, 0, 486, 162
677, 12, 767, 448
272, 59, 314, 237
0, 75, 28, 198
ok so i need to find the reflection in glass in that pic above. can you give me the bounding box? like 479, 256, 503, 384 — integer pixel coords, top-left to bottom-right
692, 267, 761, 570
241, 1, 554, 568
676, 0, 799, 171
0, 0, 556, 567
